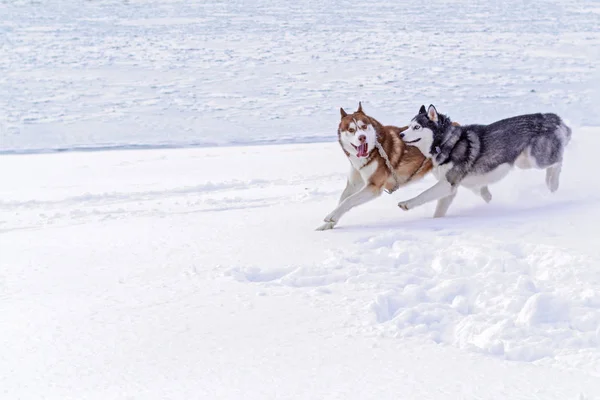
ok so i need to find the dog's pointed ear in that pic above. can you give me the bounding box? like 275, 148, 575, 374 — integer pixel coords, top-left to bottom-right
340, 107, 348, 118
427, 104, 439, 122
357, 102, 363, 113
419, 105, 426, 114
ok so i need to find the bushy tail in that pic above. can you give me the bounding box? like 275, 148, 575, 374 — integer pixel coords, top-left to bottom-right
556, 121, 572, 147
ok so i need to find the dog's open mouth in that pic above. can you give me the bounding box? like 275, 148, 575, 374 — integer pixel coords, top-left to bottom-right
404, 138, 421, 144
353, 143, 369, 157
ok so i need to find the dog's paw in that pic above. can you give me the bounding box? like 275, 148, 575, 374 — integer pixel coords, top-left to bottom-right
317, 212, 338, 230
323, 212, 338, 223
316, 221, 336, 231
397, 201, 412, 211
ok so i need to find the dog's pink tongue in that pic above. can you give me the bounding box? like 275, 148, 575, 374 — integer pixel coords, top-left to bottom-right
357, 143, 368, 157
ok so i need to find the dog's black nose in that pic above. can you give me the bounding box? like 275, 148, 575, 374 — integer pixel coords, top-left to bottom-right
358, 135, 366, 143
400, 133, 405, 139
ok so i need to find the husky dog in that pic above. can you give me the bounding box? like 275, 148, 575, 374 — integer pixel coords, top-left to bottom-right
397, 105, 572, 217
316, 103, 433, 230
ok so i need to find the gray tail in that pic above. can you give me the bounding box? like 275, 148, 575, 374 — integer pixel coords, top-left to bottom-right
564, 123, 572, 139
557, 121, 572, 146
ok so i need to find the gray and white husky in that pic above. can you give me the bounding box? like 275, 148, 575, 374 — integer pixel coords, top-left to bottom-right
397, 105, 572, 217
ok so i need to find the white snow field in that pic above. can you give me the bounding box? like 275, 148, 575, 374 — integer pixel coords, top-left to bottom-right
2, 0, 600, 398
2, 129, 600, 399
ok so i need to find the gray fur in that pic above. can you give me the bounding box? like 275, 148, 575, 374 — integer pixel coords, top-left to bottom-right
396, 105, 572, 217
412, 107, 571, 186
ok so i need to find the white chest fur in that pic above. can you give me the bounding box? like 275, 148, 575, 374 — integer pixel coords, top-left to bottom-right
348, 154, 367, 169
357, 159, 379, 181
432, 162, 452, 181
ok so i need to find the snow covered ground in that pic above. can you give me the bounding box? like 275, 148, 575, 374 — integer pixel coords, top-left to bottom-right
2, 0, 600, 398
2, 128, 600, 398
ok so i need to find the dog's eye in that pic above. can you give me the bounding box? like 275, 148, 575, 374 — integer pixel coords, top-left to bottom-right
348, 128, 356, 133
359, 125, 367, 130
414, 125, 421, 130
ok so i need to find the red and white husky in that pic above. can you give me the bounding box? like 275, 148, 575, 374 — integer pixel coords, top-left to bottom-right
317, 103, 434, 230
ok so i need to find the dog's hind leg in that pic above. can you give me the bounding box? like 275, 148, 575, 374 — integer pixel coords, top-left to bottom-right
528, 133, 565, 193
473, 186, 492, 203
317, 184, 381, 230
545, 163, 562, 192
433, 192, 457, 218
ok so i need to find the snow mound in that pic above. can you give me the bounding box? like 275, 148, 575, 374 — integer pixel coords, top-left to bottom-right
234, 227, 600, 372
359, 232, 599, 365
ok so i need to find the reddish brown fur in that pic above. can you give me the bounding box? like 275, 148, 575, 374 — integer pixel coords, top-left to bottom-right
337, 106, 433, 194
318, 104, 462, 229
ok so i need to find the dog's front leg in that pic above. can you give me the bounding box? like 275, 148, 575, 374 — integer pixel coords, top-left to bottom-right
317, 184, 381, 230
338, 167, 364, 204
397, 178, 456, 212
433, 192, 457, 218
